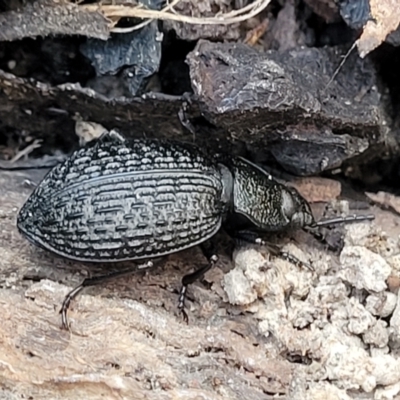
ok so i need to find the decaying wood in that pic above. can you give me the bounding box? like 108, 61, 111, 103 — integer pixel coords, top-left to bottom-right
0, 0, 110, 41
0, 37, 390, 176
187, 40, 388, 175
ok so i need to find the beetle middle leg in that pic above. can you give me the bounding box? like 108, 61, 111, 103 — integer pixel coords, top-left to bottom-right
233, 230, 313, 271
178, 241, 219, 323
60, 260, 155, 330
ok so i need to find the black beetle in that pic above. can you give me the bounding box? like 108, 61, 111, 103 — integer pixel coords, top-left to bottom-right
17, 130, 374, 327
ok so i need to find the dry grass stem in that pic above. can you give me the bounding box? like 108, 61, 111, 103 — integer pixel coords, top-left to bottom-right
80, 0, 272, 33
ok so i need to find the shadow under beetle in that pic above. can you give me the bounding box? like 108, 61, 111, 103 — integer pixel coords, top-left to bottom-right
17, 130, 374, 328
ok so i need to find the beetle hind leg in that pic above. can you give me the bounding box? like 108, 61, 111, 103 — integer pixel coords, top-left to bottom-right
60, 260, 154, 330
178, 242, 219, 323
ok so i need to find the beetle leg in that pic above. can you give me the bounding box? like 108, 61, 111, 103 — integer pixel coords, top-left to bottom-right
233, 230, 313, 271
303, 225, 324, 241
178, 242, 218, 323
273, 246, 313, 271
96, 129, 126, 145
60, 260, 154, 330
178, 106, 196, 137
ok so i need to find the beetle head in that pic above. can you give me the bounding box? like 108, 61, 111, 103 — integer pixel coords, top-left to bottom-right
282, 186, 315, 229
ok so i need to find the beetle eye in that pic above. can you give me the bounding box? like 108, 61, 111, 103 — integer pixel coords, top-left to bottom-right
281, 190, 296, 217
291, 213, 302, 227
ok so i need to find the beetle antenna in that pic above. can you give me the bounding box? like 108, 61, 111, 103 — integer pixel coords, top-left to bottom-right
313, 214, 375, 227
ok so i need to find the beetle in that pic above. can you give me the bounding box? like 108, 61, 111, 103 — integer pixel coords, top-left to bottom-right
17, 130, 374, 328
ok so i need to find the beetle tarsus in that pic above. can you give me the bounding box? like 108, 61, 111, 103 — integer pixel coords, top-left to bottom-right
178, 285, 189, 323
60, 284, 84, 330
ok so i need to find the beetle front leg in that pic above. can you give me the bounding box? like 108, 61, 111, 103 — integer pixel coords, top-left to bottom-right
233, 230, 313, 271
178, 242, 218, 323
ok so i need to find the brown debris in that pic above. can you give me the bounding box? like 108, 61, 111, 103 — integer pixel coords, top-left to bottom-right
387, 275, 400, 294
289, 177, 342, 203
244, 19, 269, 46
357, 0, 400, 57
